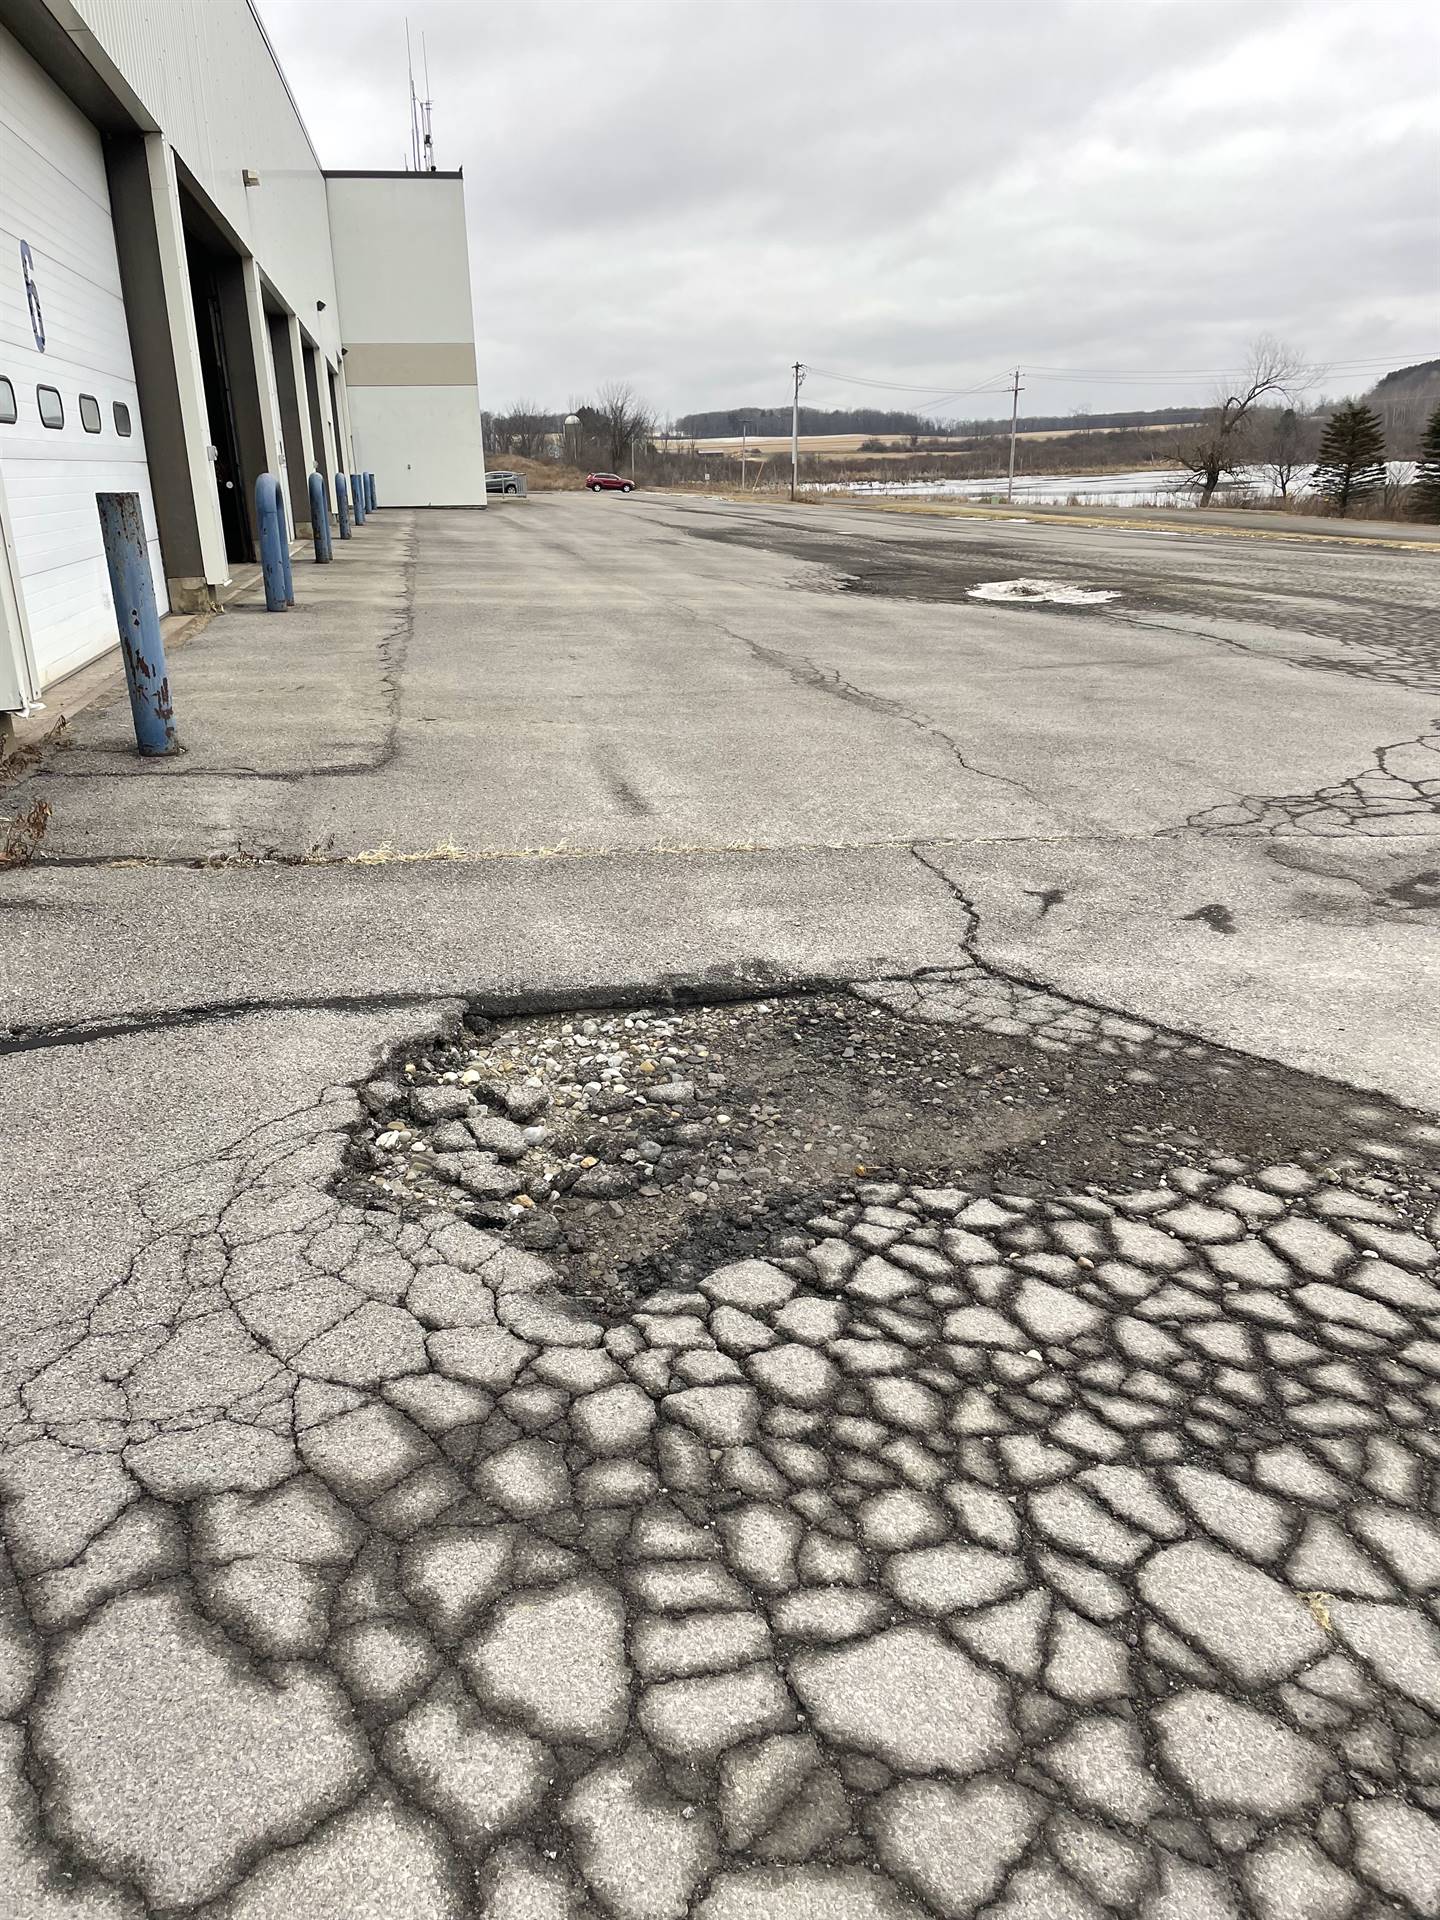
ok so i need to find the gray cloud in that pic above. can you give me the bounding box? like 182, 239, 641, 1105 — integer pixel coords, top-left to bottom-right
259, 0, 1440, 420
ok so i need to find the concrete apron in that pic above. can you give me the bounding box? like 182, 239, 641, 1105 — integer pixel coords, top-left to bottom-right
0, 545, 317, 759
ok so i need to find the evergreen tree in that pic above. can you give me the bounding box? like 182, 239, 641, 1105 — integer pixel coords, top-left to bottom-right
1312, 401, 1387, 515
1414, 403, 1440, 521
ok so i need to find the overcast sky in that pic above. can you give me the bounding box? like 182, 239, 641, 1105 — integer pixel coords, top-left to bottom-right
259, 0, 1439, 422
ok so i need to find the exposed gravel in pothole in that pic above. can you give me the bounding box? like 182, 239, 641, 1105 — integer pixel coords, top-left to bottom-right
337, 989, 1440, 1317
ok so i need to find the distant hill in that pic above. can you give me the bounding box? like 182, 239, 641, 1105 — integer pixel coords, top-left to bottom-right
1364, 360, 1440, 454
1370, 359, 1440, 397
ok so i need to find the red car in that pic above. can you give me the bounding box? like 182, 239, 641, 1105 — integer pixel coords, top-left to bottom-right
586, 472, 635, 493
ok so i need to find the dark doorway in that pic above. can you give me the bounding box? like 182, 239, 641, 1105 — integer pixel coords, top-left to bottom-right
302, 341, 329, 498
327, 365, 347, 476
267, 307, 310, 534
187, 250, 251, 565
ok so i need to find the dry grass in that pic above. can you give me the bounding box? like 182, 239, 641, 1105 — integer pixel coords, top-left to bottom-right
0, 715, 68, 789
342, 839, 471, 865
0, 797, 52, 867
1302, 1592, 1335, 1633
488, 455, 587, 492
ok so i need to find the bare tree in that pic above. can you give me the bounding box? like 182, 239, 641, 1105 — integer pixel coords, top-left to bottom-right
485, 400, 556, 458
503, 400, 554, 459
594, 381, 654, 472
1257, 404, 1310, 502
1178, 335, 1307, 506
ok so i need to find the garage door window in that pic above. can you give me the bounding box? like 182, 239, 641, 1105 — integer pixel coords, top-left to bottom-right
79, 394, 102, 434
113, 401, 132, 437
37, 385, 64, 429
0, 378, 16, 425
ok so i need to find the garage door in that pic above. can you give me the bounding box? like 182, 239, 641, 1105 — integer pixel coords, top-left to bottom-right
0, 25, 167, 701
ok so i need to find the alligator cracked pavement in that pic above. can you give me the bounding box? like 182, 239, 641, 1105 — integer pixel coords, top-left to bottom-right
2, 494, 1439, 1917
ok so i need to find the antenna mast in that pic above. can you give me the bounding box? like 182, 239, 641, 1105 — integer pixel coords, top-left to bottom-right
420, 34, 436, 171
405, 21, 421, 170
404, 19, 438, 172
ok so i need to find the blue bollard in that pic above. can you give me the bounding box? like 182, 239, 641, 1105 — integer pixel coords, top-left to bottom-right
335, 472, 352, 539
255, 472, 289, 612
276, 486, 295, 606
350, 473, 366, 525
365, 472, 376, 512
309, 471, 332, 563
97, 491, 177, 755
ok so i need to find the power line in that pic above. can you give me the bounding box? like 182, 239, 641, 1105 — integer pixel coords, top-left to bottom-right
1023, 355, 1438, 388
745, 344, 1438, 473
804, 368, 964, 392
805, 365, 1014, 399
797, 350, 1438, 402
1031, 353, 1433, 376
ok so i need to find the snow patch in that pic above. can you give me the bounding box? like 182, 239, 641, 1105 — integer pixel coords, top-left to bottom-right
823, 459, 1414, 509
967, 578, 1120, 606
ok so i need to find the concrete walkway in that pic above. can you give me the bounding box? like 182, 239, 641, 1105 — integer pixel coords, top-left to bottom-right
2, 496, 1438, 1918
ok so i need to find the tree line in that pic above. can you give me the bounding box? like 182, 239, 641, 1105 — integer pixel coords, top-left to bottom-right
1306, 398, 1440, 517
1170, 338, 1440, 515
672, 403, 1206, 440
484, 385, 656, 472
483, 349, 1440, 518
484, 397, 1211, 459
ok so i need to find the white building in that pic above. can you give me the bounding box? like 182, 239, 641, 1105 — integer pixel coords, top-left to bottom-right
0, 0, 487, 722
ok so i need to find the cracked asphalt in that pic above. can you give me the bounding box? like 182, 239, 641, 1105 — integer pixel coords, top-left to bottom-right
2, 493, 1439, 1917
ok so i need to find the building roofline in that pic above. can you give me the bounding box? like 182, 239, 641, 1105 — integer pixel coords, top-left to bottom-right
323, 168, 464, 180
2, 0, 152, 133
246, 1, 328, 175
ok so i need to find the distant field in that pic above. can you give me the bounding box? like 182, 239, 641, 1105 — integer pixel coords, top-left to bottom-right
684, 434, 876, 456
686, 423, 1191, 459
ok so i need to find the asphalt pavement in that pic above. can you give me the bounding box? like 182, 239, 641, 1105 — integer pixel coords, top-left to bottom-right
1, 492, 1438, 1918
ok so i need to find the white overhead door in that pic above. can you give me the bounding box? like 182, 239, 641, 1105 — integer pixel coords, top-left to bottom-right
0, 25, 167, 703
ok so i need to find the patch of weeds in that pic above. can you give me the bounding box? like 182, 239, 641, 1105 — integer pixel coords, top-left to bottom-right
0, 797, 52, 868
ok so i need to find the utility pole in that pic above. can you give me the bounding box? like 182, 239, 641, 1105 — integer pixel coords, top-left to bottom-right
740, 422, 749, 493
1007, 368, 1024, 503
790, 362, 806, 500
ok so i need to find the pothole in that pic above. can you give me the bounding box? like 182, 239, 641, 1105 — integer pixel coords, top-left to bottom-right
336, 986, 1438, 1315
